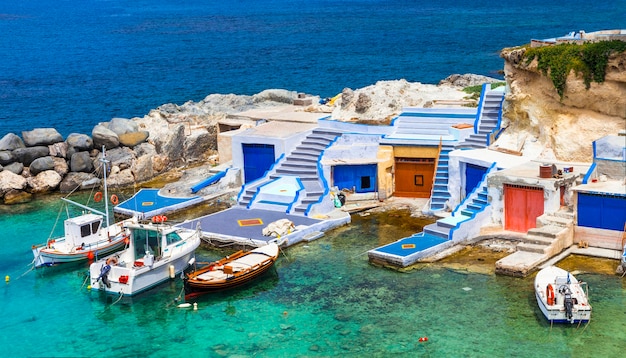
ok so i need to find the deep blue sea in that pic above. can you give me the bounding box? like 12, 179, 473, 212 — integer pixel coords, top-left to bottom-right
1, 0, 625, 138
1, 1, 625, 357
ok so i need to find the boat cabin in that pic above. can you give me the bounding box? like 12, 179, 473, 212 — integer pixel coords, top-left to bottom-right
63, 213, 103, 247
127, 224, 186, 266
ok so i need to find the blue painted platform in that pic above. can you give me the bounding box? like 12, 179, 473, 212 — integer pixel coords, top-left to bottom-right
368, 232, 451, 267
114, 189, 203, 219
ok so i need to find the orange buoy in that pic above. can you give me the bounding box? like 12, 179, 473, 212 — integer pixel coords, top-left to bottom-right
87, 251, 95, 260
110, 194, 119, 205
418, 337, 428, 342
124, 236, 130, 245
94, 192, 103, 202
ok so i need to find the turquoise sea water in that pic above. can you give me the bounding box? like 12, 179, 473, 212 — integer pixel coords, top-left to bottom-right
1, 196, 624, 357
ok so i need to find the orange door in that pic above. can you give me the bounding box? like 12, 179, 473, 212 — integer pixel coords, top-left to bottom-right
394, 158, 434, 198
504, 184, 544, 232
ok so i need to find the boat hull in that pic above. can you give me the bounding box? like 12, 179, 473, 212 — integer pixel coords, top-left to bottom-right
185, 243, 279, 298
534, 266, 591, 324
32, 238, 126, 267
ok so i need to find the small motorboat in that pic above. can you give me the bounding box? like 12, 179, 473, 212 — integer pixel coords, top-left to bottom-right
184, 243, 279, 299
31, 147, 135, 268
534, 266, 591, 324
89, 220, 201, 297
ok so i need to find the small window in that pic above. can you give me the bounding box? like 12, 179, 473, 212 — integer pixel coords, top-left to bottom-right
361, 176, 371, 190
166, 232, 182, 245
80, 224, 91, 238
91, 221, 101, 234
414, 175, 424, 186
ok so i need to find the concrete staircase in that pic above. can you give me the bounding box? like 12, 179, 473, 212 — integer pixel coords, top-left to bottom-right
495, 210, 575, 277
237, 128, 343, 215
456, 86, 505, 149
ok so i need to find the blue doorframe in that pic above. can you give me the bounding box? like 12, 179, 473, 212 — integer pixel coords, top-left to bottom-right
333, 164, 377, 193
465, 163, 487, 197
242, 143, 275, 183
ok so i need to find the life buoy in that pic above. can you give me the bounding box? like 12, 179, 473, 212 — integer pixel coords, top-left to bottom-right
110, 194, 119, 205
94, 192, 103, 202
151, 215, 168, 223
106, 256, 118, 266
546, 284, 555, 305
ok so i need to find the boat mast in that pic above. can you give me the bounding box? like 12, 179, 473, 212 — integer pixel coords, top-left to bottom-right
101, 146, 110, 228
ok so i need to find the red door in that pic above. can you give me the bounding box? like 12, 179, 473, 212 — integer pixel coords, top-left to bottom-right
504, 184, 544, 232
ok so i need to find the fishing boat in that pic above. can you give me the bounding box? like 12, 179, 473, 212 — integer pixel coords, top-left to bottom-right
184, 242, 279, 299
534, 266, 591, 324
31, 147, 135, 268
89, 220, 201, 296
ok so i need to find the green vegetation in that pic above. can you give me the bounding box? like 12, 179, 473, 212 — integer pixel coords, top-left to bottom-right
462, 82, 506, 103
524, 40, 626, 98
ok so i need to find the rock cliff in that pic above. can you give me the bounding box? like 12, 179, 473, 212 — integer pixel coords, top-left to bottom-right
497, 47, 626, 162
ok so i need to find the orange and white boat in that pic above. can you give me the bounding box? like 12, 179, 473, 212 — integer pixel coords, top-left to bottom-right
184, 243, 279, 299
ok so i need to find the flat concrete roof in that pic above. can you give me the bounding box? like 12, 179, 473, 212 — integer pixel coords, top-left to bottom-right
236, 105, 328, 123
240, 120, 318, 139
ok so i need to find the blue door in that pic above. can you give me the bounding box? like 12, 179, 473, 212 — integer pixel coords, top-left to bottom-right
242, 143, 275, 183
333, 164, 377, 193
465, 163, 487, 197
577, 192, 626, 231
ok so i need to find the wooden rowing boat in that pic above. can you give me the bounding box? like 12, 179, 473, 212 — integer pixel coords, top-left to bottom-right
184, 243, 279, 299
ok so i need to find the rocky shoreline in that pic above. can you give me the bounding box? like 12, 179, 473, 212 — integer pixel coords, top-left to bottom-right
0, 74, 498, 205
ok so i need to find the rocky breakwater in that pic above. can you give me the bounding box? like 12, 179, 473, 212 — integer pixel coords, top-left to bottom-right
0, 115, 217, 205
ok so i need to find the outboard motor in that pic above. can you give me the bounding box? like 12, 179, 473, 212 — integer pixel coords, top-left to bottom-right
562, 286, 574, 322
97, 264, 112, 288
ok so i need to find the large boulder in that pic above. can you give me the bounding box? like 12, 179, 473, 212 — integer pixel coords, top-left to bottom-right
70, 151, 94, 173
104, 147, 135, 171
119, 130, 149, 147
107, 168, 135, 188
184, 130, 215, 162
22, 128, 63, 147
132, 155, 154, 182
0, 133, 25, 151
48, 142, 69, 158
66, 133, 94, 152
156, 124, 185, 165
59, 172, 99, 193
12, 146, 49, 166
52, 157, 70, 177
3, 189, 32, 205
0, 170, 27, 195
29, 156, 55, 176
27, 170, 62, 194
108, 117, 139, 136
92, 124, 120, 150
133, 142, 157, 157
3, 162, 23, 175
0, 151, 14, 165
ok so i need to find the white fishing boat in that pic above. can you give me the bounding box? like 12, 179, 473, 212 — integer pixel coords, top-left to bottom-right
31, 147, 135, 268
89, 220, 201, 296
534, 266, 591, 324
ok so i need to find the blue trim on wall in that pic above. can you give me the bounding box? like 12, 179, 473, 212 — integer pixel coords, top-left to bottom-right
287, 177, 305, 213
474, 83, 489, 135
582, 162, 596, 184
236, 153, 285, 203
304, 134, 341, 216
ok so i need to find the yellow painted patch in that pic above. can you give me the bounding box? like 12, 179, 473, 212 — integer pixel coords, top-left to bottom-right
401, 244, 416, 249
142, 202, 154, 207
238, 218, 263, 227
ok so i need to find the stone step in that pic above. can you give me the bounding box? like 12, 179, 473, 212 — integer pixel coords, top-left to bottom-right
523, 234, 556, 245
527, 224, 564, 238
537, 214, 573, 228
517, 242, 550, 254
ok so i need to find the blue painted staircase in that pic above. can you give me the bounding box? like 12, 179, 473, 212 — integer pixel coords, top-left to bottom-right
429, 143, 454, 212
237, 128, 343, 215
456, 85, 505, 149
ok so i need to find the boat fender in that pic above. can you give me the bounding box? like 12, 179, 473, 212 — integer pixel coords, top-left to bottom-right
94, 192, 103, 202
178, 303, 192, 308
169, 264, 175, 279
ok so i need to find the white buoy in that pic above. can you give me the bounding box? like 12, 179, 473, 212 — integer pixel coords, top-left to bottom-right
193, 302, 198, 311
169, 264, 175, 279
178, 303, 192, 308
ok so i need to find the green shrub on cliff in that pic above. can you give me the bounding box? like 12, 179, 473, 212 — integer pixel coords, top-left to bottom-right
524, 40, 626, 98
